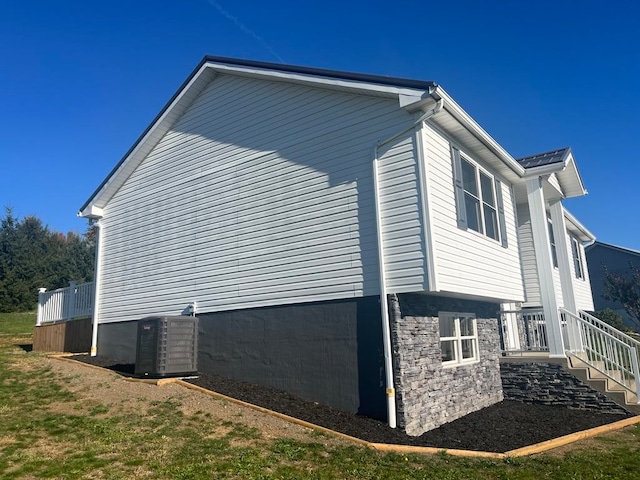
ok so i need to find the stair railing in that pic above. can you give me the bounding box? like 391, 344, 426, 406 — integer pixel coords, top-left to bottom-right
560, 307, 640, 402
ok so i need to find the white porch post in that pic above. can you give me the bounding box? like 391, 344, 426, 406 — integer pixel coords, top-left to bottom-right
67, 281, 77, 321
36, 288, 46, 326
500, 302, 521, 350
526, 177, 565, 357
549, 200, 581, 352
90, 221, 103, 357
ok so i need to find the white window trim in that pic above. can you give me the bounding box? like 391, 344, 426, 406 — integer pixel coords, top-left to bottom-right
451, 146, 507, 247
571, 237, 585, 280
439, 312, 480, 367
548, 219, 558, 269
461, 155, 499, 241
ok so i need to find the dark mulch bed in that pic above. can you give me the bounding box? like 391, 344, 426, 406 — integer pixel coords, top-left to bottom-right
70, 354, 632, 453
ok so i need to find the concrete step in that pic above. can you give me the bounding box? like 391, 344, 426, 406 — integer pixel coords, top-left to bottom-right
566, 353, 640, 414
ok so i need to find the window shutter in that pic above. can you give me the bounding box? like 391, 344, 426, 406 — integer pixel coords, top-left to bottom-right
451, 146, 467, 229
494, 178, 508, 248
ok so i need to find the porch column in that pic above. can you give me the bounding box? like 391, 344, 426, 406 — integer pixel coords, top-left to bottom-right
526, 177, 565, 357
549, 200, 581, 352
500, 302, 521, 351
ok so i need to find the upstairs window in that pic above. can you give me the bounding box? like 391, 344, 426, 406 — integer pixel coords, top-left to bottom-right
548, 220, 558, 268
452, 147, 507, 247
571, 237, 585, 279
439, 312, 479, 366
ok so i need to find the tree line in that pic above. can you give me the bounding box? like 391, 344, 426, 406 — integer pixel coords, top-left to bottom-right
0, 208, 95, 312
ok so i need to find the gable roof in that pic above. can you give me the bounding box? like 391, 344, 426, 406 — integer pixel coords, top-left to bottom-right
79, 56, 443, 217
586, 241, 640, 257
80, 56, 586, 217
195, 56, 438, 91
516, 147, 586, 199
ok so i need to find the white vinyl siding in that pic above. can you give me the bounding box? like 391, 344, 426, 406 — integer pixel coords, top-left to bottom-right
422, 124, 524, 302
377, 132, 428, 292
517, 205, 594, 311
517, 205, 563, 307
517, 204, 541, 306
567, 235, 595, 311
97, 74, 415, 323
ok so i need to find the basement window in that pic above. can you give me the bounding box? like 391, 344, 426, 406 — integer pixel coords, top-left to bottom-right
439, 312, 479, 366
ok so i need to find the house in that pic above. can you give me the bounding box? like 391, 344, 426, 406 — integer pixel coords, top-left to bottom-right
585, 241, 640, 330
78, 56, 608, 435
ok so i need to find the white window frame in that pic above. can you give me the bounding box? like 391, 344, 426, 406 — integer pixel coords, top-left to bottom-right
548, 219, 558, 268
439, 312, 479, 367
459, 155, 500, 242
571, 237, 585, 280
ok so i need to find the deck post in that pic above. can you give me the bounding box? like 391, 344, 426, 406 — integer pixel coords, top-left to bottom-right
67, 281, 77, 321
36, 288, 47, 326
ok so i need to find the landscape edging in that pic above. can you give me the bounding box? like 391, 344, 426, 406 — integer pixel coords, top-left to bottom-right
48, 355, 640, 458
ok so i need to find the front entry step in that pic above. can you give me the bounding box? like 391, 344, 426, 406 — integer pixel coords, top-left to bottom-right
566, 353, 640, 415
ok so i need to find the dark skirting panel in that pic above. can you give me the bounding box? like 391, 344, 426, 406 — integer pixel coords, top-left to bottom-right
96, 296, 386, 419
197, 296, 386, 420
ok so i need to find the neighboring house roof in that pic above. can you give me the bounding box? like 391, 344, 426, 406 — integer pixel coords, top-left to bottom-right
586, 241, 640, 257
517, 147, 571, 169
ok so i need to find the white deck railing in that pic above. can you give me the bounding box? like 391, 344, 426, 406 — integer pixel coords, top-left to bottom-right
36, 281, 94, 325
522, 309, 549, 352
561, 308, 640, 401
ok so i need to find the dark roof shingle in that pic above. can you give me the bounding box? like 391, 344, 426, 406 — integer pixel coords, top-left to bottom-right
516, 147, 571, 169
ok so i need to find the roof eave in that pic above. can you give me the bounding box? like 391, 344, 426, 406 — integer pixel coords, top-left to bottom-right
521, 153, 587, 199
563, 207, 596, 243
430, 86, 525, 178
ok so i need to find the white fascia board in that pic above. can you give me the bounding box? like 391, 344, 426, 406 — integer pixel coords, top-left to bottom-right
563, 208, 596, 243
521, 162, 567, 177
204, 61, 429, 100
431, 86, 525, 177
558, 155, 587, 198
522, 154, 587, 199
78, 206, 103, 219
79, 65, 217, 217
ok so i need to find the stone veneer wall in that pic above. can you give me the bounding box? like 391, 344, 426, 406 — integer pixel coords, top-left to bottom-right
500, 362, 629, 415
389, 293, 504, 436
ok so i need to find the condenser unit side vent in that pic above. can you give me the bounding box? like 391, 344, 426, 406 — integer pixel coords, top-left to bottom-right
134, 315, 198, 378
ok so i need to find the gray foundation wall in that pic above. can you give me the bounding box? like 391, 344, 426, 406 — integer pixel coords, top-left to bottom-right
97, 297, 386, 419
197, 297, 386, 419
97, 320, 138, 363
390, 293, 504, 436
500, 362, 629, 415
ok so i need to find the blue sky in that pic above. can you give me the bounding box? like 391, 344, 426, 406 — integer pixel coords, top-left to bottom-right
1, 1, 638, 248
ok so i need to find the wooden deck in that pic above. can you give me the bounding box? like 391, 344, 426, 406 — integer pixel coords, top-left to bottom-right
33, 317, 91, 353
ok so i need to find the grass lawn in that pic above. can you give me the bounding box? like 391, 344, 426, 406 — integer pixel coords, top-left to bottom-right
0, 311, 36, 336
1, 312, 639, 479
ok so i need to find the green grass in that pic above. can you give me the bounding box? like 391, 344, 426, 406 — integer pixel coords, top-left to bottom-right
0, 311, 36, 336
1, 313, 640, 478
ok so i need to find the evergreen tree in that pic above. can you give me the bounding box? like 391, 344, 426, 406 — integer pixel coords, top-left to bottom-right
0, 207, 95, 312
604, 264, 640, 331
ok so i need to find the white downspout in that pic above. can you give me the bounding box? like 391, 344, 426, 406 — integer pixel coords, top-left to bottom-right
90, 220, 104, 356
372, 99, 443, 429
